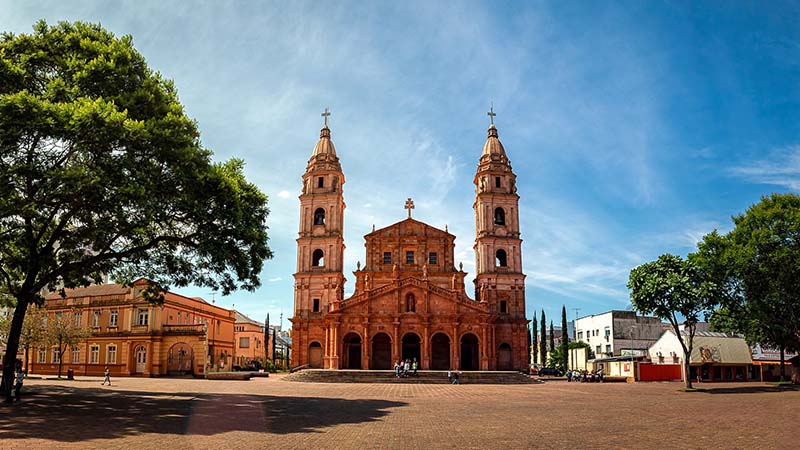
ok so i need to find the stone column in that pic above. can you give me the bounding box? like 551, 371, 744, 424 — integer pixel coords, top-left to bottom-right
422, 324, 430, 370
481, 325, 489, 370
451, 324, 459, 370
362, 324, 369, 369
393, 323, 400, 364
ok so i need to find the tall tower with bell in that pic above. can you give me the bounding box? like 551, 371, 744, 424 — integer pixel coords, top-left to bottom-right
473, 105, 527, 367
291, 108, 346, 368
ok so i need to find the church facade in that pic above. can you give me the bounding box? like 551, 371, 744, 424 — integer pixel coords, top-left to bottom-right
290, 112, 529, 371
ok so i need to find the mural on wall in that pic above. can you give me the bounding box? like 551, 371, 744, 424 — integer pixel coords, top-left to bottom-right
699, 346, 721, 363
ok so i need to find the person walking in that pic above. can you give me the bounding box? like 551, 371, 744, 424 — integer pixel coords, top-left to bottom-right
101, 366, 112, 386
13, 361, 24, 403
412, 358, 418, 377
447, 370, 453, 384
403, 359, 410, 378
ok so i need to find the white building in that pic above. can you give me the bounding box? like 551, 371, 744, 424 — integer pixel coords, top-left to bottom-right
575, 310, 665, 358
648, 330, 753, 382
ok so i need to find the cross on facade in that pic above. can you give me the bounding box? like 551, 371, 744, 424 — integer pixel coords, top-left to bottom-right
487, 102, 496, 125
321, 107, 331, 127
404, 198, 415, 218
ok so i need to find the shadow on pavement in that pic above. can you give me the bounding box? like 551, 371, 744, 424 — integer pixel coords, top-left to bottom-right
700, 384, 799, 394
0, 384, 406, 441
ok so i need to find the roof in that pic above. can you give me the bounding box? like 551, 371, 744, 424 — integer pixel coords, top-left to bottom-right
481, 124, 507, 158
311, 126, 337, 157
660, 329, 752, 364
234, 310, 263, 326
44, 283, 129, 299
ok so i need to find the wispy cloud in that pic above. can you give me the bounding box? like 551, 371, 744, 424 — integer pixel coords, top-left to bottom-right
731, 145, 800, 191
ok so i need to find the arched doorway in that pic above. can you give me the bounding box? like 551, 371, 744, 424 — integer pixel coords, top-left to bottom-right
402, 333, 421, 363
167, 343, 194, 375
342, 333, 362, 369
308, 342, 323, 368
371, 333, 392, 369
430, 333, 450, 370
134, 346, 147, 374
460, 333, 480, 370
497, 343, 513, 371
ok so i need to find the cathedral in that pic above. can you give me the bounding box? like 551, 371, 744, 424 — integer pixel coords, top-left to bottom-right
290, 109, 529, 371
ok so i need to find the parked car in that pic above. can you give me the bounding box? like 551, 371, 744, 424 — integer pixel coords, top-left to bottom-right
537, 367, 563, 377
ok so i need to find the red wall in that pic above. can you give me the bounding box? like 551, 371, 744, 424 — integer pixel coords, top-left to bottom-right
639, 363, 682, 381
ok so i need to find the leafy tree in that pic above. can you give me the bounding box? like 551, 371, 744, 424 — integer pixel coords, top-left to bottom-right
539, 310, 546, 365
561, 305, 569, 371
549, 321, 555, 353
547, 344, 565, 372
0, 21, 272, 399
45, 310, 91, 378
695, 194, 800, 381
628, 254, 719, 389
531, 314, 538, 365
0, 305, 46, 373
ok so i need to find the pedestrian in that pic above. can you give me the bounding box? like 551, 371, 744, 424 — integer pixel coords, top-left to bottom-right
447, 370, 453, 384
403, 359, 410, 377
453, 370, 460, 385
597, 368, 604, 383
101, 366, 111, 386
412, 358, 418, 376
566, 370, 572, 382
13, 361, 24, 403
394, 361, 401, 378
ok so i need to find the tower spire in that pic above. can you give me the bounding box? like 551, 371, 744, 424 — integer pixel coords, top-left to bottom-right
487, 102, 496, 126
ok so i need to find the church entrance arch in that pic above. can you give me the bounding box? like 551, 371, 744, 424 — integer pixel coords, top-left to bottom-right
308, 342, 323, 368
497, 343, 513, 371
342, 333, 362, 369
401, 333, 421, 363
371, 333, 392, 369
430, 333, 451, 370
460, 333, 480, 371
167, 342, 194, 375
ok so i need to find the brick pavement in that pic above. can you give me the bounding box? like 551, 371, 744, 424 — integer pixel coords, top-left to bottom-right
1, 375, 798, 449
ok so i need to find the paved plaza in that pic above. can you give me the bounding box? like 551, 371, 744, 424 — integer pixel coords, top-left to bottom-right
1, 375, 798, 449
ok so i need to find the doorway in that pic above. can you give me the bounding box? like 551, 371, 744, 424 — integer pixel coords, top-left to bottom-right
460, 333, 479, 370
342, 333, 362, 369
402, 333, 421, 363
371, 333, 392, 369
430, 333, 451, 370
135, 346, 147, 374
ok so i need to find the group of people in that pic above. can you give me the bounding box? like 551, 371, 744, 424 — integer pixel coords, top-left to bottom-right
447, 370, 462, 384
566, 369, 603, 383
394, 358, 418, 378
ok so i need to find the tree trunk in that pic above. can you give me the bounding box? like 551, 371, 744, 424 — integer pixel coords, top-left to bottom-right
2, 297, 29, 401
24, 345, 29, 373
780, 346, 786, 383
57, 337, 64, 378
684, 353, 693, 389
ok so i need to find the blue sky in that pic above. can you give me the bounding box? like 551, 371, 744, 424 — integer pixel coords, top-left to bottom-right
4, 1, 800, 328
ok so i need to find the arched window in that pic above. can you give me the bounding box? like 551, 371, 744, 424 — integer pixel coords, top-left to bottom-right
312, 249, 324, 267
314, 208, 326, 225
496, 249, 507, 267
494, 207, 506, 225
405, 293, 416, 312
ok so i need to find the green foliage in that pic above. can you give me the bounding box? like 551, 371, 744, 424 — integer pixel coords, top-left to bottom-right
531, 314, 538, 365
0, 20, 272, 395
45, 310, 91, 378
549, 321, 555, 352
547, 345, 565, 372
695, 194, 800, 379
628, 253, 719, 388
539, 310, 546, 365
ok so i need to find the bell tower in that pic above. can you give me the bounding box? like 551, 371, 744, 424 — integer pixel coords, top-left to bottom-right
473, 106, 526, 318
292, 109, 346, 367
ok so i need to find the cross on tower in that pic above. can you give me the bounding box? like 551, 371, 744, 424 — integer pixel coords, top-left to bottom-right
321, 107, 331, 127
404, 198, 415, 218
487, 102, 496, 125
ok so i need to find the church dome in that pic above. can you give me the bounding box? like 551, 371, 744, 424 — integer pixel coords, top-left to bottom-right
311, 126, 337, 157
481, 124, 507, 158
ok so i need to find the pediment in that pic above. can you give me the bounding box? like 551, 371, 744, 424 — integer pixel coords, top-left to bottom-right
335, 277, 486, 314
366, 218, 452, 239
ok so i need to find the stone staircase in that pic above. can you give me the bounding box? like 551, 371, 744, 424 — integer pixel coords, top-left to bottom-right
283, 369, 539, 384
